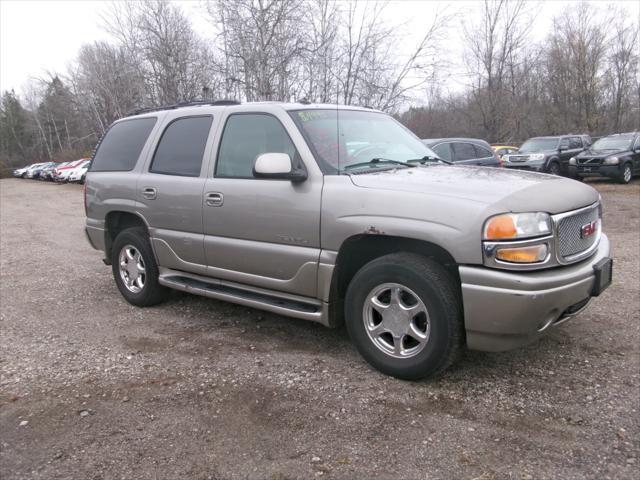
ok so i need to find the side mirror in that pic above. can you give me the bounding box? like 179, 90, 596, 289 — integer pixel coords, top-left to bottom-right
253, 153, 307, 182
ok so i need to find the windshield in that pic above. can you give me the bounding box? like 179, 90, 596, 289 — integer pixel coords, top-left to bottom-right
519, 138, 559, 152
591, 134, 634, 151
290, 109, 439, 172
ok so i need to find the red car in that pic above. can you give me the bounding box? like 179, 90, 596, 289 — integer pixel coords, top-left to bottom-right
52, 159, 89, 182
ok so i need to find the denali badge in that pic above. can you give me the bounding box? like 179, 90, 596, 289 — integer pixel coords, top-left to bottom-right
581, 220, 598, 238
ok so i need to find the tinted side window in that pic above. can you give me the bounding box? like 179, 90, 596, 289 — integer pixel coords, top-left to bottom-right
150, 116, 213, 177
473, 144, 494, 158
452, 142, 476, 161
216, 114, 297, 178
569, 137, 582, 149
559, 138, 570, 149
432, 143, 452, 161
91, 118, 157, 172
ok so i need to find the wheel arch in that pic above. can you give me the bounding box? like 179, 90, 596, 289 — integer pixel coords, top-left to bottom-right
327, 234, 460, 327
104, 211, 149, 264
546, 156, 560, 170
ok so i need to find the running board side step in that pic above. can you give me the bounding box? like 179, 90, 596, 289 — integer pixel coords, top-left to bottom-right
158, 270, 328, 326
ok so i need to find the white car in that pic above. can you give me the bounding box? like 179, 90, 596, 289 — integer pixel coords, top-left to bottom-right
68, 160, 91, 183
14, 163, 45, 178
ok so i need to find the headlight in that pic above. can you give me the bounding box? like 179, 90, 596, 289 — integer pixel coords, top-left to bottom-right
603, 156, 619, 165
569, 157, 576, 165
483, 212, 552, 240
529, 153, 545, 161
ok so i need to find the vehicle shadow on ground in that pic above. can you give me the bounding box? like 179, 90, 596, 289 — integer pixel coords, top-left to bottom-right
148, 288, 572, 385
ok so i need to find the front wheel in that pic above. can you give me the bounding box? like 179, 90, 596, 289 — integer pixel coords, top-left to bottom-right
547, 161, 561, 176
111, 227, 168, 307
345, 253, 463, 380
619, 163, 633, 184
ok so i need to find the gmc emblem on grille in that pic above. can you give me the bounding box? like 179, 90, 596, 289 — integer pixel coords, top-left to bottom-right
581, 220, 598, 238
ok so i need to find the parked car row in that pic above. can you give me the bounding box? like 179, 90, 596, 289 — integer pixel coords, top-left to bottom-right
426, 131, 638, 184
502, 132, 640, 183
13, 159, 91, 183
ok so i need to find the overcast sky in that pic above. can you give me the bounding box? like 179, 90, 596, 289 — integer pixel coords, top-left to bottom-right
1, 0, 638, 99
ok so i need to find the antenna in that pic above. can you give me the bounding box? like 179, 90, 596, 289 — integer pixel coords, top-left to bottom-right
336, 90, 340, 174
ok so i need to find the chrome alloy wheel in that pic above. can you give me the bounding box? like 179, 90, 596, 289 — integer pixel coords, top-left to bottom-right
623, 164, 632, 183
118, 245, 146, 293
363, 283, 431, 359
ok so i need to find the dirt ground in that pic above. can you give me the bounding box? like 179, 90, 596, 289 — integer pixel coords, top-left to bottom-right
0, 177, 638, 480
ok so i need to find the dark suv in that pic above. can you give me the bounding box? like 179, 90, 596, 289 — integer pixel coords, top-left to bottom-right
569, 132, 640, 184
503, 135, 588, 175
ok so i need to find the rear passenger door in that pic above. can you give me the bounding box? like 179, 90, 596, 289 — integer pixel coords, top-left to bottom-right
472, 144, 499, 167
451, 142, 479, 165
137, 115, 217, 274
561, 136, 584, 172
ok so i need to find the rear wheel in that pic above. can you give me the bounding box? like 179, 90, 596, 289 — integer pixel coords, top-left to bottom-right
345, 253, 463, 380
619, 163, 632, 184
111, 227, 167, 306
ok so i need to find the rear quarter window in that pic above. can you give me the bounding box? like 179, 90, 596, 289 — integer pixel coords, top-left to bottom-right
91, 117, 157, 172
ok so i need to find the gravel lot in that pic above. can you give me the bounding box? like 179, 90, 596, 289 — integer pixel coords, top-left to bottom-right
1, 177, 638, 480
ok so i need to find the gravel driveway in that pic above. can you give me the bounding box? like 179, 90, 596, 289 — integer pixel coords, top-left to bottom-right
1, 178, 638, 480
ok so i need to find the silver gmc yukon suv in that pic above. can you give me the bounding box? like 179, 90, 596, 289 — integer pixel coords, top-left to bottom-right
84, 102, 613, 379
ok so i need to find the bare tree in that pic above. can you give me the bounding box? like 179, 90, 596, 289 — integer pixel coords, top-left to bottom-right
206, 0, 306, 102
103, 0, 219, 105
603, 14, 639, 131
463, 0, 536, 142
300, 0, 340, 103
68, 42, 144, 133
545, 2, 608, 132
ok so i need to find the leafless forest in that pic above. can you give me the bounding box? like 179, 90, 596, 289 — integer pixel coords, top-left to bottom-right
0, 0, 638, 172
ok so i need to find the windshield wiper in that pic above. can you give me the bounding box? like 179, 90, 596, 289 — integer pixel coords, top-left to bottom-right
406, 155, 451, 165
344, 158, 417, 170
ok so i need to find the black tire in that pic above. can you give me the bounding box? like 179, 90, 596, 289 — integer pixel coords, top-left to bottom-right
547, 161, 561, 176
619, 163, 633, 184
111, 227, 167, 307
344, 253, 463, 380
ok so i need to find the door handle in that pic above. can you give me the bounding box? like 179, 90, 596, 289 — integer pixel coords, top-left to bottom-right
143, 187, 157, 200
205, 192, 224, 207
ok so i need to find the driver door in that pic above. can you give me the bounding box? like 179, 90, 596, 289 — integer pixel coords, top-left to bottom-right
201, 112, 322, 297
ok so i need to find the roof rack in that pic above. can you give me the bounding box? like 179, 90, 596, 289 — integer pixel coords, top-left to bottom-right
127, 99, 241, 116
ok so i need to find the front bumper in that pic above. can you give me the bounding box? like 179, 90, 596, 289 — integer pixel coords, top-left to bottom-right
569, 165, 619, 179
460, 234, 611, 351
503, 160, 545, 172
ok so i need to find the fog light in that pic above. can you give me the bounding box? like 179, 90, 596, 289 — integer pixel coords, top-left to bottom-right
496, 244, 548, 263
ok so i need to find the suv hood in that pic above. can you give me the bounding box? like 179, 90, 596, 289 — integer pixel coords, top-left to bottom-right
349, 165, 599, 214
578, 148, 628, 158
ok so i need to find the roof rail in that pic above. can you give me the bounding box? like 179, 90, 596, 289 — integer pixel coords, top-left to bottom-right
126, 99, 241, 116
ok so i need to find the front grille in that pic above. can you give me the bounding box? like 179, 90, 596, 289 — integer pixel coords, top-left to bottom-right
509, 155, 529, 162
578, 158, 603, 165
556, 204, 600, 259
